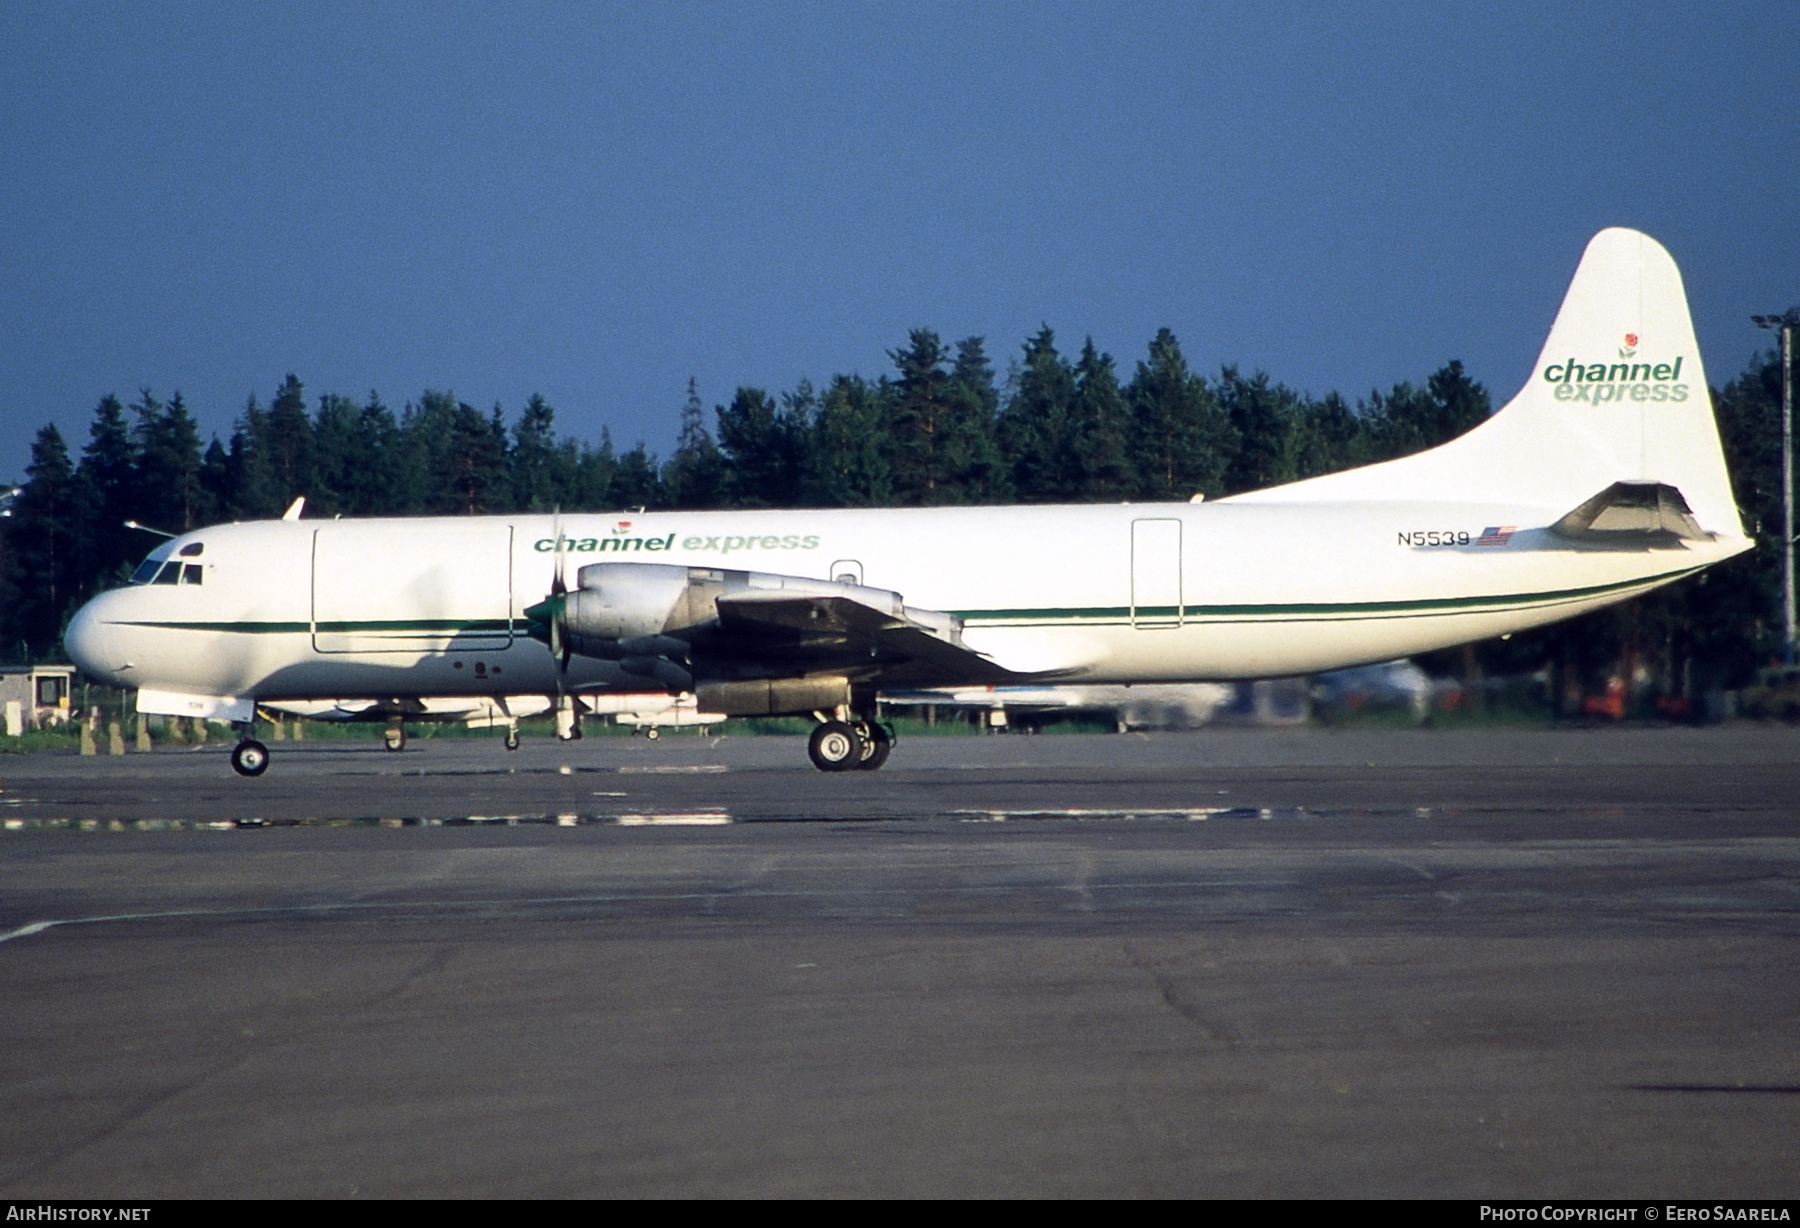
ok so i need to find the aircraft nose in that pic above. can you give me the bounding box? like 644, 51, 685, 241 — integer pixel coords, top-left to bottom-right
63, 598, 121, 682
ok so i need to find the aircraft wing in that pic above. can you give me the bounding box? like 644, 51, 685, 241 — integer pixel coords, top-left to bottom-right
713, 590, 1022, 685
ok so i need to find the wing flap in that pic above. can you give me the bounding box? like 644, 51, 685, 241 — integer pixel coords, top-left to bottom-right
715, 591, 1021, 684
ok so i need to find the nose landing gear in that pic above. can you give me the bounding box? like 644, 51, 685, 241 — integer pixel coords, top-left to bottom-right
230, 738, 270, 777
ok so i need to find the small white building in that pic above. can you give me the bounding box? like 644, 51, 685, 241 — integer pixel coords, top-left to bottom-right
0, 665, 76, 735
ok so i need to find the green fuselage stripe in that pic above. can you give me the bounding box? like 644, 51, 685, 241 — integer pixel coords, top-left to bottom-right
111, 566, 1697, 639
956, 566, 1700, 624
118, 619, 512, 635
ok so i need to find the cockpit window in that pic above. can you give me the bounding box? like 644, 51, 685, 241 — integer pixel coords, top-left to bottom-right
130, 541, 205, 584
130, 553, 169, 584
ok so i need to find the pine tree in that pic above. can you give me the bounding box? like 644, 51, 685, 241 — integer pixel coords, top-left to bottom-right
1126, 329, 1233, 500
75, 394, 141, 587
309, 393, 360, 517
998, 327, 1078, 501
198, 437, 231, 519
716, 386, 805, 508
1362, 361, 1491, 461
1290, 391, 1365, 479
224, 393, 281, 520
610, 442, 662, 510
132, 389, 207, 530
888, 330, 952, 504
1070, 339, 1133, 500
4, 426, 82, 657
1690, 346, 1791, 684
437, 400, 509, 514
1217, 366, 1301, 494
936, 336, 1008, 504
805, 374, 893, 507
265, 374, 315, 507
661, 379, 727, 509
569, 429, 619, 511
402, 391, 461, 515
1426, 360, 1492, 441
348, 393, 407, 515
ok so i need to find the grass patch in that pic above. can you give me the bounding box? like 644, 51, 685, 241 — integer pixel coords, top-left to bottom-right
0, 725, 85, 754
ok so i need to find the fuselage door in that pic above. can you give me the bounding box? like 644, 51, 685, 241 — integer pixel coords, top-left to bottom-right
1131, 518, 1182, 629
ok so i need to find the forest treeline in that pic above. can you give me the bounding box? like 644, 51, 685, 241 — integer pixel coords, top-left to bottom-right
1, 323, 1793, 706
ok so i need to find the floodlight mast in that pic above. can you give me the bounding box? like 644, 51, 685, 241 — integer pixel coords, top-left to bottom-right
1752, 310, 1800, 666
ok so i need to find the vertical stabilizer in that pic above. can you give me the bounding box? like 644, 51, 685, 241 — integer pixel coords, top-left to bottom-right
1228, 229, 1745, 538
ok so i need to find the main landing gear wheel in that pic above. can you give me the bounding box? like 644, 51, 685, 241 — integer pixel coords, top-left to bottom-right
504, 727, 520, 751
230, 739, 270, 777
853, 722, 892, 771
808, 720, 864, 772
384, 723, 407, 752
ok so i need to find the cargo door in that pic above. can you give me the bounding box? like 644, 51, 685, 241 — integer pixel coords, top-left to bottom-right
1130, 518, 1182, 629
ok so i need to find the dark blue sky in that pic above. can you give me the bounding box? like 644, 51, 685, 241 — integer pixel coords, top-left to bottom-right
3, 1, 1796, 482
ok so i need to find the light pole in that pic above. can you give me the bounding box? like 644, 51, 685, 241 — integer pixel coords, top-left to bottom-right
1752, 310, 1799, 666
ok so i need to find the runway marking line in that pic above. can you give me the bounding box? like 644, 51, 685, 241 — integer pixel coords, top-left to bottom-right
958, 807, 1261, 822
0, 878, 1281, 940
616, 765, 729, 775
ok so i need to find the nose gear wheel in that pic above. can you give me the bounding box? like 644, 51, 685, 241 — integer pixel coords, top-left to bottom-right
230, 739, 270, 777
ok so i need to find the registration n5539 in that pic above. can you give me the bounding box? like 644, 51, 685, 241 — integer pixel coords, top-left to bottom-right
1398, 530, 1470, 547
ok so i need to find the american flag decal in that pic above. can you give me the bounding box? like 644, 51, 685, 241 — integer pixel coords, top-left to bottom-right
1476, 525, 1516, 547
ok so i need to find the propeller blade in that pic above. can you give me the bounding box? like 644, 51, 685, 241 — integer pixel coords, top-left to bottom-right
539, 508, 571, 717
551, 507, 568, 595
552, 510, 571, 683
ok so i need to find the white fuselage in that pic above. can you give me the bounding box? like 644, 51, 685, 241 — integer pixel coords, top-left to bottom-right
65, 499, 1746, 708
63, 227, 1754, 727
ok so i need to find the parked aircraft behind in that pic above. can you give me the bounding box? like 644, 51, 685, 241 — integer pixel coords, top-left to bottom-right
64, 229, 1751, 775
260, 689, 718, 748
884, 683, 1236, 732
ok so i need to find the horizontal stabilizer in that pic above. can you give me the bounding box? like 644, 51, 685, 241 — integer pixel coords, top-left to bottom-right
1551, 481, 1708, 544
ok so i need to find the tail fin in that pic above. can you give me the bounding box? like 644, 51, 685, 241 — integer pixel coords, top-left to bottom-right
1229, 228, 1745, 538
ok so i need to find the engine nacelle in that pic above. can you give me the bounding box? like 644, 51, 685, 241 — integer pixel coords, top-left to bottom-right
560, 562, 909, 652
560, 563, 696, 645
546, 563, 930, 707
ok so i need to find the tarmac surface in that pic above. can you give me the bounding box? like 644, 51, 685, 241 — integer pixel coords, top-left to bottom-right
2, 725, 1798, 1197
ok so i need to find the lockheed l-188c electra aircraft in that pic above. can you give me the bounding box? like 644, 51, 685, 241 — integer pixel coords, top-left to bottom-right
64, 228, 1752, 775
